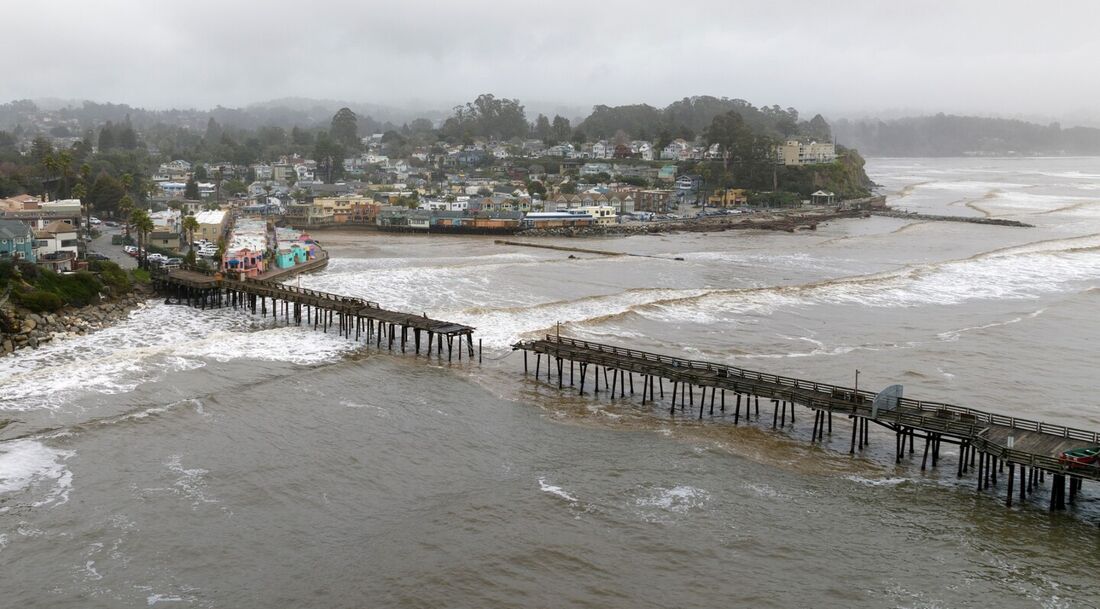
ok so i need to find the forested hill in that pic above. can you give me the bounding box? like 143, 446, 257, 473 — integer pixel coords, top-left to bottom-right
832, 114, 1100, 157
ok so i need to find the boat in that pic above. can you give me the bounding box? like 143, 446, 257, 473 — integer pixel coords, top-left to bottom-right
1058, 446, 1100, 467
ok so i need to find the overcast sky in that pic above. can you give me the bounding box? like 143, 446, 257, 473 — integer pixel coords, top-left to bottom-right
6, 0, 1100, 122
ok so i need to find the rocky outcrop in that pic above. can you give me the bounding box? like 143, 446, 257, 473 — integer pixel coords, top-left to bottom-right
0, 290, 152, 357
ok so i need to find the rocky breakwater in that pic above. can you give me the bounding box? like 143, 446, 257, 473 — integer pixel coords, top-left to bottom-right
0, 290, 152, 356
872, 209, 1033, 227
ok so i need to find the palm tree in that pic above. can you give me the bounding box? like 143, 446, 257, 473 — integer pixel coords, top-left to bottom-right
181, 215, 199, 252
130, 209, 153, 269
118, 194, 134, 240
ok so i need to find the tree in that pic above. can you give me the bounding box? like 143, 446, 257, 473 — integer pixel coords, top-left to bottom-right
118, 194, 134, 238
71, 182, 88, 246
440, 94, 528, 141
181, 215, 199, 251
194, 165, 208, 180
551, 115, 572, 144
408, 118, 434, 133
204, 118, 222, 143
130, 208, 153, 269
97, 123, 116, 151
291, 126, 314, 148
184, 178, 200, 200
534, 114, 551, 143
330, 107, 360, 149
526, 180, 547, 198
313, 132, 346, 183
87, 173, 125, 217
704, 111, 753, 171
804, 114, 832, 141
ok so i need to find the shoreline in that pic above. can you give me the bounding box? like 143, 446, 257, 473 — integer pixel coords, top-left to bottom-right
0, 287, 154, 357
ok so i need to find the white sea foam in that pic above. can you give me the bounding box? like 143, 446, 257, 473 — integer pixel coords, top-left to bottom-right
165, 455, 218, 509
0, 440, 74, 507
937, 309, 1044, 342
147, 594, 185, 606
537, 477, 578, 503
636, 485, 709, 513
640, 244, 1100, 326
0, 301, 361, 412
845, 475, 909, 487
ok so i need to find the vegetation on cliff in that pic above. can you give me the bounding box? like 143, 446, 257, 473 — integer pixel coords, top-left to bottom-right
0, 260, 134, 313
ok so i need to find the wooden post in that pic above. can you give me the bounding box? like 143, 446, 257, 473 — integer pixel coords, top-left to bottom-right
1006, 462, 1015, 507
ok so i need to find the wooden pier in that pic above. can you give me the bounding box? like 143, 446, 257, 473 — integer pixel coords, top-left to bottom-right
154, 268, 476, 360
514, 335, 1100, 512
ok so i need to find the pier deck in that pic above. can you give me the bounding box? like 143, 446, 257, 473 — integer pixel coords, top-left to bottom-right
155, 268, 476, 359
514, 335, 1099, 511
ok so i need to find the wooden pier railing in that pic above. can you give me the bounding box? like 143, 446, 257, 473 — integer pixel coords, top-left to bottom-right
154, 268, 476, 360
514, 335, 1100, 509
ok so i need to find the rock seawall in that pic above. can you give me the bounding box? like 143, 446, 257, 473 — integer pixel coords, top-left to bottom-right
0, 290, 152, 356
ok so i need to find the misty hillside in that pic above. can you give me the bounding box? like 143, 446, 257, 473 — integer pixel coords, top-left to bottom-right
833, 114, 1100, 156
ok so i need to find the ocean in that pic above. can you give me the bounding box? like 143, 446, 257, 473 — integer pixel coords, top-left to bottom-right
2, 157, 1099, 608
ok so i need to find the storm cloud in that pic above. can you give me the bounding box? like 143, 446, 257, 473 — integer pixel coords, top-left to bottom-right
5, 0, 1099, 121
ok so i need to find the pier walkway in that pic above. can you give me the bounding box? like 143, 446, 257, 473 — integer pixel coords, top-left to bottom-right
154, 268, 476, 360
515, 335, 1099, 511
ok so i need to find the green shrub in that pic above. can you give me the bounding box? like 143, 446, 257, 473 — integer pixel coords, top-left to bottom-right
14, 289, 63, 312
16, 261, 39, 281
33, 270, 102, 307
0, 260, 14, 288
90, 260, 132, 294
132, 268, 151, 284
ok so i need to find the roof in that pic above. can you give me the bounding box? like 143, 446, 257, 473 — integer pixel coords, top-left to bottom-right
193, 209, 227, 225
0, 219, 32, 240
42, 220, 77, 234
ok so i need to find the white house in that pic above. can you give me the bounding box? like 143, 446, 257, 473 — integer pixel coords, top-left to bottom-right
34, 220, 80, 259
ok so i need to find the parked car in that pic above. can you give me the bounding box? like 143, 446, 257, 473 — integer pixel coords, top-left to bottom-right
147, 253, 168, 263
86, 252, 110, 261
166, 257, 183, 266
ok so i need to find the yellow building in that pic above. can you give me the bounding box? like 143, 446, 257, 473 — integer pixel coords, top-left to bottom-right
313, 196, 375, 223
708, 189, 747, 207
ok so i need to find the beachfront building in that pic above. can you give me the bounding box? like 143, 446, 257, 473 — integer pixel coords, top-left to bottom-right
222, 217, 270, 278
708, 189, 748, 208
0, 219, 36, 262
574, 205, 618, 226
33, 220, 79, 255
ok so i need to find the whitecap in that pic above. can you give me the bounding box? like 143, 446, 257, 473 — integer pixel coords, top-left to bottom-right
636, 485, 710, 513
0, 440, 74, 507
538, 477, 578, 503
845, 475, 909, 487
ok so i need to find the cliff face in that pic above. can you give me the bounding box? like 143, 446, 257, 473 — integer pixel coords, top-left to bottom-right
777, 148, 874, 199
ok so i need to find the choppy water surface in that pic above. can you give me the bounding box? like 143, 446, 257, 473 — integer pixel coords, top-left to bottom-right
3, 157, 1100, 608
